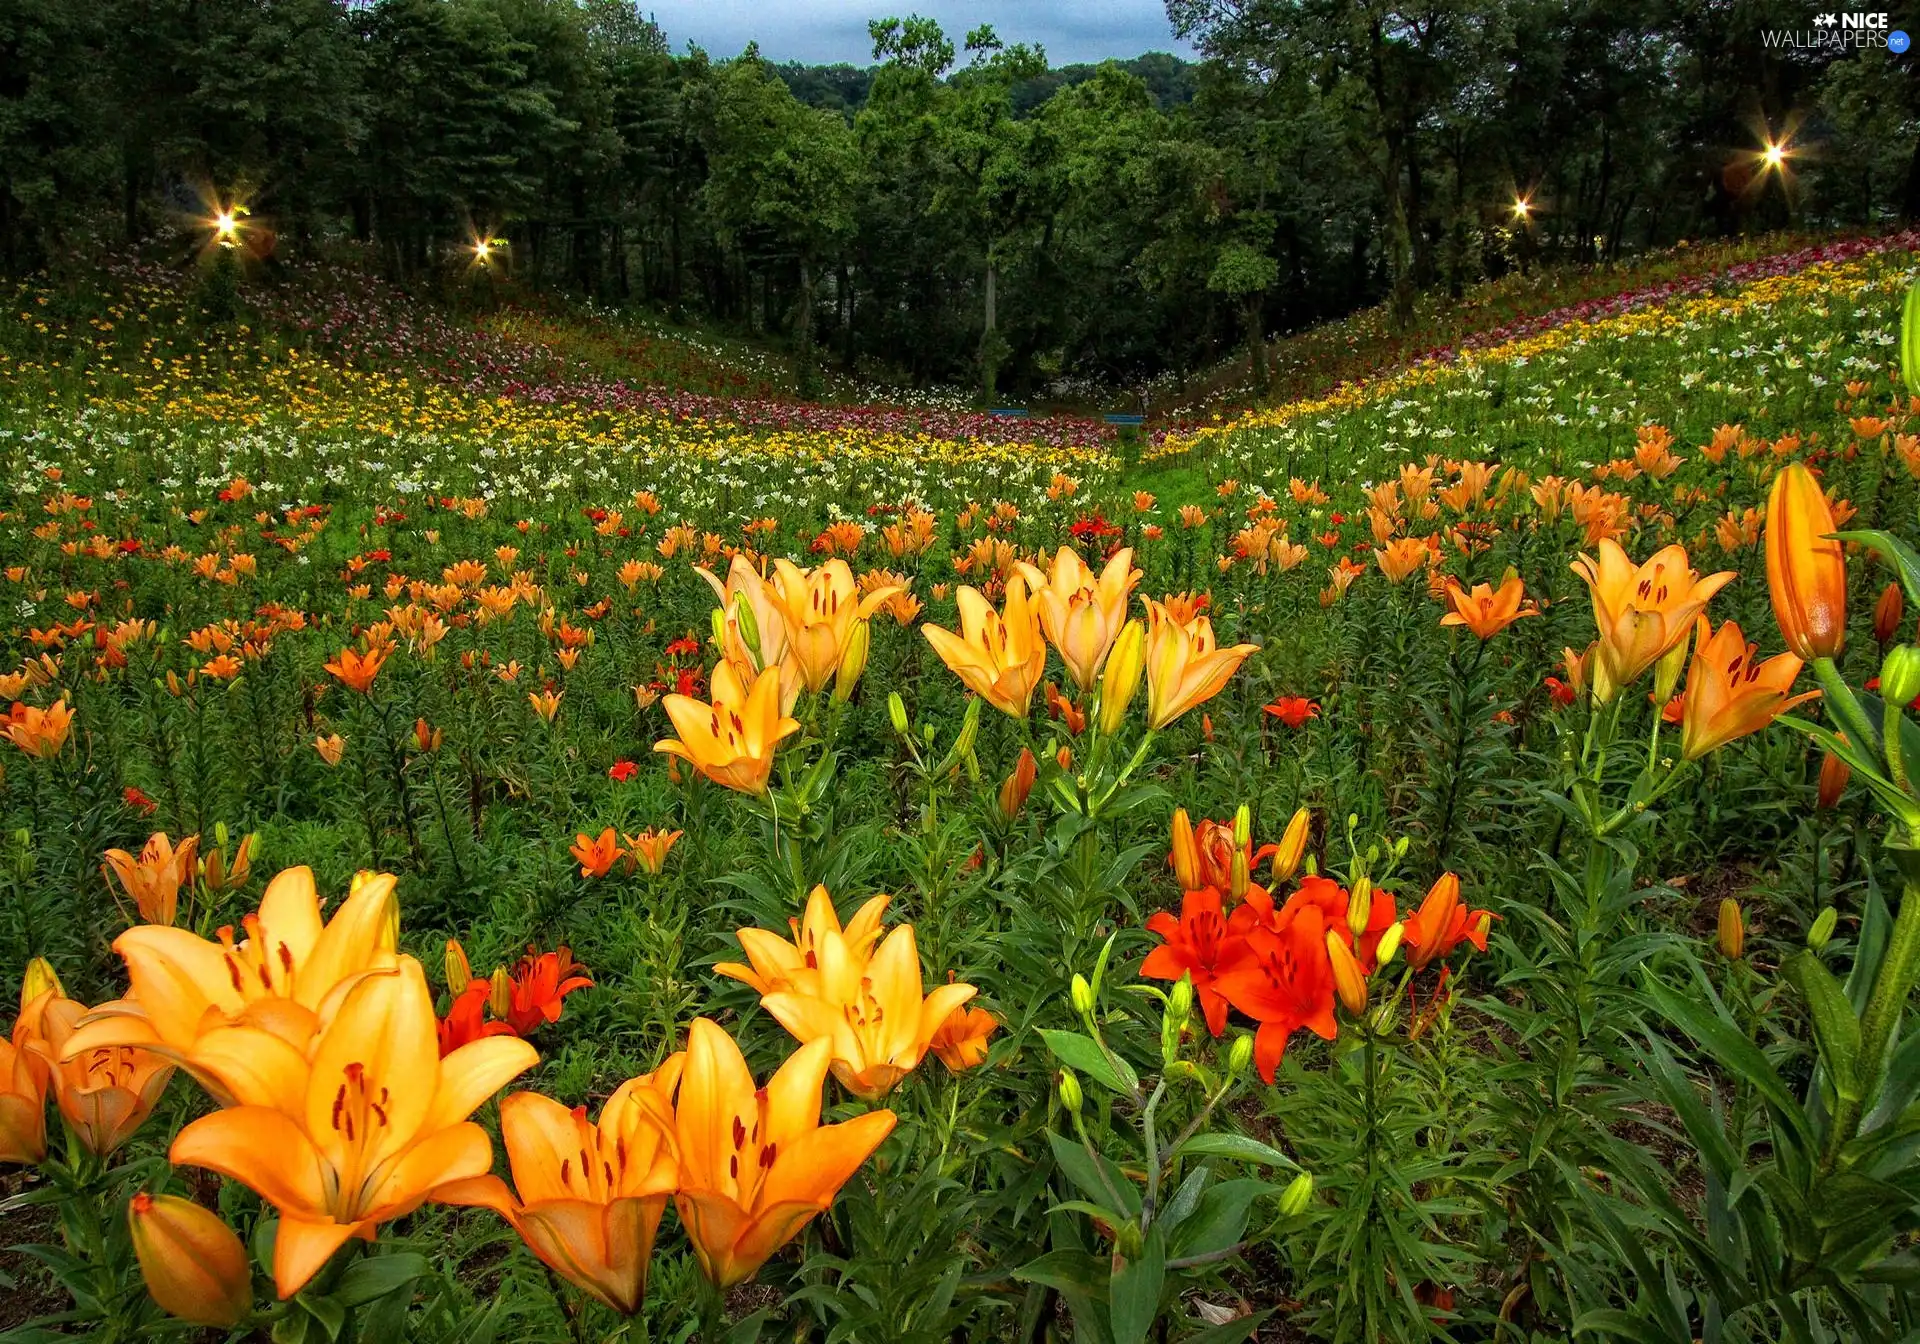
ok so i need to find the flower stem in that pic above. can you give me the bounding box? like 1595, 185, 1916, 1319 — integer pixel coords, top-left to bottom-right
1825, 879, 1920, 1169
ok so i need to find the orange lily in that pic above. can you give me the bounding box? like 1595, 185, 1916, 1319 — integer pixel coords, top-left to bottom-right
570, 828, 626, 879
767, 559, 902, 693
921, 574, 1048, 718
1678, 619, 1820, 760
625, 827, 683, 875
1375, 538, 1430, 584
654, 661, 800, 796
4, 698, 74, 758
1, 967, 56, 1164
28, 992, 174, 1156
1570, 540, 1735, 702
1398, 873, 1493, 972
323, 644, 388, 694
929, 1003, 998, 1072
435, 1061, 682, 1314
500, 946, 593, 1035
715, 885, 890, 997
169, 956, 538, 1297
1142, 597, 1259, 729
60, 867, 400, 1100
101, 832, 200, 926
1439, 576, 1535, 639
1765, 462, 1848, 660
670, 1018, 895, 1288
127, 1193, 253, 1328
759, 920, 976, 1100
1016, 546, 1142, 692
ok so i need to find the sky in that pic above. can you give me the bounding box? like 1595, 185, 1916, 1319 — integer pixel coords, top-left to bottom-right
641, 0, 1197, 66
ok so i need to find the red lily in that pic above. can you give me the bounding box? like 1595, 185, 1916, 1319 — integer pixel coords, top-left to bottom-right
437, 980, 517, 1057
1214, 902, 1339, 1083
1141, 888, 1240, 1036
503, 946, 593, 1035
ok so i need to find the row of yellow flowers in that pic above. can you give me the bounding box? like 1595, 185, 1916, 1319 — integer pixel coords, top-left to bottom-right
1159, 247, 1903, 458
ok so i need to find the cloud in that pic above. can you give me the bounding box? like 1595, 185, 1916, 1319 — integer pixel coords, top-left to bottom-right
642, 0, 1195, 65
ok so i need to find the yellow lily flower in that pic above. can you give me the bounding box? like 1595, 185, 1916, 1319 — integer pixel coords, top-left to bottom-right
169, 956, 538, 1298
101, 831, 200, 926
920, 574, 1047, 718
435, 1059, 682, 1315
670, 1019, 894, 1288
654, 661, 801, 797
767, 559, 902, 693
1016, 546, 1141, 693
759, 921, 977, 1100
60, 867, 400, 1101
1142, 597, 1259, 729
1570, 539, 1734, 703
714, 885, 891, 997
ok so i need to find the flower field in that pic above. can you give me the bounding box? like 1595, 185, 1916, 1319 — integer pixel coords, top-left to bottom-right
3, 237, 1920, 1343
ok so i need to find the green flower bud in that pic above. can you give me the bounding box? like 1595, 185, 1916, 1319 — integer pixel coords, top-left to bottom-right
1168, 975, 1194, 1029
1882, 645, 1920, 708
888, 692, 909, 736
1233, 804, 1251, 848
214, 820, 230, 850
1227, 1032, 1254, 1078
732, 591, 762, 662
1058, 1068, 1083, 1116
1278, 1171, 1315, 1217
1070, 973, 1094, 1019
953, 696, 982, 758
1809, 905, 1838, 953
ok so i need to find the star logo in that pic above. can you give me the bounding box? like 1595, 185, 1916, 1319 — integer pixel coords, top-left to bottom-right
1813, 12, 1837, 24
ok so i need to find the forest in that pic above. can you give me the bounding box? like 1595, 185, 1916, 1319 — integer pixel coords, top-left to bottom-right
3, 0, 1917, 398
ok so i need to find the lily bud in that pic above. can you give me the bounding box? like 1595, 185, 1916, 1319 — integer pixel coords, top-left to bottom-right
832, 618, 871, 703
953, 696, 982, 760
22, 955, 63, 1001
1716, 898, 1745, 961
1326, 931, 1367, 1016
732, 591, 763, 663
1227, 1032, 1253, 1079
489, 965, 514, 1019
214, 821, 230, 850
1057, 1068, 1083, 1116
128, 1193, 252, 1328
444, 939, 472, 996
1765, 462, 1848, 661
709, 606, 728, 651
1098, 619, 1146, 735
1817, 749, 1851, 811
1070, 973, 1094, 1019
1168, 976, 1194, 1030
414, 717, 442, 752
1229, 847, 1250, 902
1278, 1171, 1315, 1218
888, 692, 909, 736
1875, 583, 1906, 646
1653, 628, 1690, 704
1233, 804, 1251, 849
1882, 645, 1920, 707
997, 748, 1038, 822
1375, 921, 1404, 967
1809, 905, 1838, 953
1171, 808, 1200, 891
1272, 807, 1311, 883
1347, 876, 1373, 937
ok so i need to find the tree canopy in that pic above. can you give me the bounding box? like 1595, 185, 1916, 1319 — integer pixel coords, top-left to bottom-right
1, 0, 1913, 398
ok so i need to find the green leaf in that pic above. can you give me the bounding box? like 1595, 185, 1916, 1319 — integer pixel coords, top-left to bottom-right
1040, 1029, 1137, 1094
1048, 1131, 1141, 1217
334, 1251, 430, 1307
1011, 1248, 1108, 1296
299, 1291, 348, 1341
1784, 950, 1864, 1101
726, 1310, 772, 1344
1903, 271, 1920, 396
1172, 1132, 1300, 1170
1168, 1179, 1269, 1260
1641, 976, 1812, 1153
1833, 530, 1920, 613
1108, 1224, 1166, 1344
